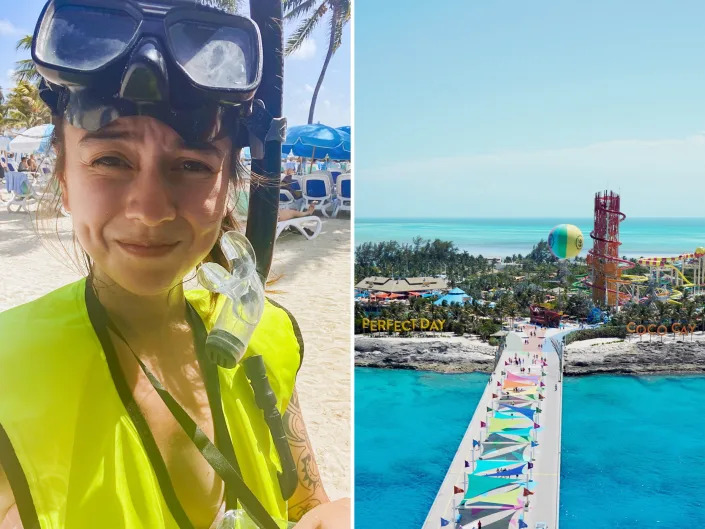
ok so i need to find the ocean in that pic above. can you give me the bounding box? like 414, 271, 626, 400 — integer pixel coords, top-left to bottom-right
355, 368, 705, 528
355, 217, 705, 259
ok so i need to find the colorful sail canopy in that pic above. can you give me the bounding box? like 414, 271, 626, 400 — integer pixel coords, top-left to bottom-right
502, 379, 535, 390
489, 417, 533, 432
463, 475, 521, 501
506, 372, 540, 384
464, 487, 523, 507
498, 404, 536, 421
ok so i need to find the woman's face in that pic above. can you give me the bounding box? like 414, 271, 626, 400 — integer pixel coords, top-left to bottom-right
61, 116, 232, 297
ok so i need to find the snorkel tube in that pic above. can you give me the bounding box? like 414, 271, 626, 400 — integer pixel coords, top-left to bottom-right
246, 0, 285, 280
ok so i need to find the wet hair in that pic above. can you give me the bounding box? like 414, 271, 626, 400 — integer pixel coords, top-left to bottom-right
35, 118, 249, 312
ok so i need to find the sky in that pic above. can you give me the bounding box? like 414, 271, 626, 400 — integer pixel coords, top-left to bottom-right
0, 1, 350, 127
356, 0, 705, 218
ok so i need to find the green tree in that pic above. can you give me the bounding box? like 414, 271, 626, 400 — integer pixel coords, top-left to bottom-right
13, 35, 41, 85
3, 81, 51, 129
283, 0, 351, 124
565, 292, 591, 319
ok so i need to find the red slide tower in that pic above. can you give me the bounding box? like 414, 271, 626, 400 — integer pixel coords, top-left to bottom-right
586, 190, 634, 308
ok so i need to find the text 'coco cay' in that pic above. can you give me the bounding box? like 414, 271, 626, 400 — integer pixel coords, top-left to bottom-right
626, 322, 697, 336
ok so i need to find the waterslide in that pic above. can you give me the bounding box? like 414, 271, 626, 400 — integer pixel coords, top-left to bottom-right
635, 256, 701, 304
665, 263, 694, 287
571, 274, 589, 291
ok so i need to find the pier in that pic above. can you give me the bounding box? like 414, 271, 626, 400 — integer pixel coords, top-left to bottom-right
422, 324, 566, 529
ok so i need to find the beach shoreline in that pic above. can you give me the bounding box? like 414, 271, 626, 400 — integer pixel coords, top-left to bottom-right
355, 333, 705, 377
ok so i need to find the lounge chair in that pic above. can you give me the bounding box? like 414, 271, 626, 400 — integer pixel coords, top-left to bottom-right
279, 189, 301, 210
301, 172, 334, 216
4, 171, 39, 213
276, 215, 322, 241
332, 173, 351, 218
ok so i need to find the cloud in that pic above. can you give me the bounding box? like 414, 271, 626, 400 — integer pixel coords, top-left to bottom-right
0, 19, 25, 37
2, 69, 15, 91
284, 94, 350, 127
357, 134, 705, 217
289, 38, 317, 61
304, 84, 314, 93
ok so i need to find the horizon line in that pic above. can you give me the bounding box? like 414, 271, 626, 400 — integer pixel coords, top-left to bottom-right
356, 216, 705, 220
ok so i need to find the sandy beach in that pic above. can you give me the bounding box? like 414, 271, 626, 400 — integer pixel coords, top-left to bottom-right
0, 205, 351, 500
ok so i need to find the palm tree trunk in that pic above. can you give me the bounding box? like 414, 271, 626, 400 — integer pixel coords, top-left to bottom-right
308, 5, 338, 124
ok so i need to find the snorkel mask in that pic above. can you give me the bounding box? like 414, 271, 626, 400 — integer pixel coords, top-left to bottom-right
33, 0, 286, 277
33, 0, 263, 142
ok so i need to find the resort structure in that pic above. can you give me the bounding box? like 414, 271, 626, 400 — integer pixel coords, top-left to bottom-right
585, 190, 705, 308
355, 276, 448, 295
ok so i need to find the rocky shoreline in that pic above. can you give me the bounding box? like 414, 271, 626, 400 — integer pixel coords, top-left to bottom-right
355, 336, 705, 376
354, 337, 497, 373
564, 338, 705, 376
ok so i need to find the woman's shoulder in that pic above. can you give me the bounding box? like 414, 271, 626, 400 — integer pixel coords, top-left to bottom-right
186, 289, 302, 343
0, 279, 88, 358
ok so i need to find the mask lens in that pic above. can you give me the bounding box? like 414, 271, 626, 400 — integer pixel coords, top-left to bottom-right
168, 22, 255, 89
35, 5, 137, 70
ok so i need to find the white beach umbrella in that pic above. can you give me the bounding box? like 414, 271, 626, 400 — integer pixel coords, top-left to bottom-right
9, 124, 55, 154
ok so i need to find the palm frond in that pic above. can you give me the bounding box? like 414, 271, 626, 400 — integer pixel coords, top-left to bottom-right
13, 59, 41, 84
284, 3, 326, 55
283, 0, 313, 14
15, 34, 33, 52
284, 0, 319, 21
328, 0, 350, 53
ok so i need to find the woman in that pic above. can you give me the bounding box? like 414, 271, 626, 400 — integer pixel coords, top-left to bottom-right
0, 1, 348, 528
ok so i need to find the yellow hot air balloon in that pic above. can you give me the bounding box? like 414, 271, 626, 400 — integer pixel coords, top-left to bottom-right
548, 224, 584, 259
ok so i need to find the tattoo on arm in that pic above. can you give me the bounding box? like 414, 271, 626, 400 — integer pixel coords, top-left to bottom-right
284, 389, 329, 521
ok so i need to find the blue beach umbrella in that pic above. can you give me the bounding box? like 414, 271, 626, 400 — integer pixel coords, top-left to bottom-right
336, 125, 350, 135
282, 124, 350, 160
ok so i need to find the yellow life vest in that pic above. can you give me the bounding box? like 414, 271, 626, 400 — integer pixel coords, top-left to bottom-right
0, 278, 302, 529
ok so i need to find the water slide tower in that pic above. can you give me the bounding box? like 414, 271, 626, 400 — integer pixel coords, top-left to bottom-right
587, 190, 634, 308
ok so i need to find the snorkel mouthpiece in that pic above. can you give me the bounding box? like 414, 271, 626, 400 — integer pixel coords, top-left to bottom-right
197, 231, 264, 368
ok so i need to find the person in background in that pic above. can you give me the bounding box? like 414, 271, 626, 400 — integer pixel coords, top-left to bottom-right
285, 155, 296, 176
17, 157, 30, 172
281, 173, 303, 200
28, 154, 38, 172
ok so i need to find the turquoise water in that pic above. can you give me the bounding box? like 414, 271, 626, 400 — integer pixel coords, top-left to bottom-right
355, 369, 488, 529
355, 368, 705, 528
355, 217, 705, 258
560, 375, 705, 527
